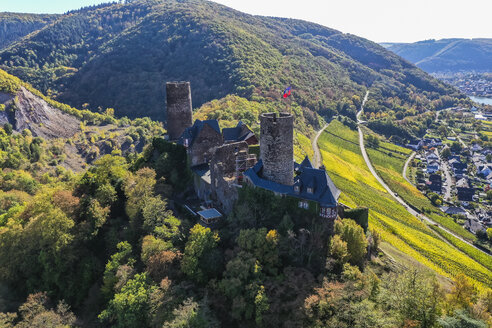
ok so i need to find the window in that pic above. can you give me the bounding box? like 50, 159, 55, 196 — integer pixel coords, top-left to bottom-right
298, 201, 308, 209
294, 186, 300, 193
320, 207, 337, 218
307, 187, 313, 194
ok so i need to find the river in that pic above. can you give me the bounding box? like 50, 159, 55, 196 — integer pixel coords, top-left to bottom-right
469, 96, 492, 106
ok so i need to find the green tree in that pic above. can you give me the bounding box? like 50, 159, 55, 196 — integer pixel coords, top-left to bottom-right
101, 241, 134, 300
219, 251, 265, 322
447, 274, 478, 312
236, 228, 279, 275
327, 234, 349, 272
334, 219, 368, 266
451, 141, 463, 153
3, 123, 12, 135
99, 273, 157, 328
254, 285, 269, 326
163, 298, 219, 328
442, 147, 452, 160
181, 224, 220, 283
141, 196, 173, 234
383, 269, 443, 328
365, 134, 380, 148
0, 292, 76, 328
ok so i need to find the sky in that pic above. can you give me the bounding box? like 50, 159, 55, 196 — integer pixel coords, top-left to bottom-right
1, 0, 491, 43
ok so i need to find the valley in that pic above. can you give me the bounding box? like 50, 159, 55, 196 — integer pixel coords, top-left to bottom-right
0, 1, 490, 327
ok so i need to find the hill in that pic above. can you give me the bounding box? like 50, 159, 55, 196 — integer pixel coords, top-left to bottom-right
0, 68, 163, 171
0, 12, 58, 50
0, 0, 464, 121
382, 38, 492, 72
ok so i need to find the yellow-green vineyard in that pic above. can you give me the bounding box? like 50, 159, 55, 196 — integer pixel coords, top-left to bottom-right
317, 120, 491, 288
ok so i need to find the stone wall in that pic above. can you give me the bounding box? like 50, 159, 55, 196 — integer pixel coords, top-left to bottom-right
189, 123, 223, 167
210, 141, 249, 177
209, 141, 256, 213
260, 112, 294, 186
166, 82, 193, 140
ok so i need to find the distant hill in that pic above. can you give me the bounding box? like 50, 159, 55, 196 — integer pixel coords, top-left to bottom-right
382, 38, 492, 73
0, 0, 462, 121
0, 12, 58, 50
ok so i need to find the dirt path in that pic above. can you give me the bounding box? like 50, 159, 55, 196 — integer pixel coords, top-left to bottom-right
402, 151, 416, 186
312, 124, 329, 168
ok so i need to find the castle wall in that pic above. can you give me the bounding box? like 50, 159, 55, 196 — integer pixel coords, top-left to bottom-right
166, 82, 193, 140
209, 141, 256, 213
260, 112, 294, 186
189, 123, 223, 167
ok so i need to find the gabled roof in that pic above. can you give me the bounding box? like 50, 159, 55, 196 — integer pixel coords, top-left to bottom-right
294, 167, 341, 207
222, 121, 256, 143
178, 119, 221, 147
300, 155, 313, 169
442, 206, 467, 215
244, 158, 340, 207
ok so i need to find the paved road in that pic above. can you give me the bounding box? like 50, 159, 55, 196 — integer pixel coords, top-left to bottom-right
312, 124, 329, 168
438, 152, 453, 201
402, 152, 416, 186
356, 91, 487, 255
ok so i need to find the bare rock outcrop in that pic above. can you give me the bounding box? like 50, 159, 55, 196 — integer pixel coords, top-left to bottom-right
0, 87, 80, 139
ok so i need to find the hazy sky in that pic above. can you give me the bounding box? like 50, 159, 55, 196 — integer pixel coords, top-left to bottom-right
1, 0, 491, 42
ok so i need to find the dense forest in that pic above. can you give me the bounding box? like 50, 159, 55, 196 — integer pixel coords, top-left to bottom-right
0, 0, 468, 123
0, 13, 58, 50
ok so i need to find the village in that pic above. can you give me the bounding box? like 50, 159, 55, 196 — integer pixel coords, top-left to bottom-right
433, 72, 492, 98
408, 106, 492, 238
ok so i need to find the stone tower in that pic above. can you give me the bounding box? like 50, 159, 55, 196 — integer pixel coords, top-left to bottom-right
260, 112, 294, 186
166, 82, 193, 140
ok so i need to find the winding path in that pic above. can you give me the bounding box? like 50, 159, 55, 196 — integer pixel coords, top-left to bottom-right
312, 124, 328, 168
402, 151, 416, 186
356, 91, 487, 255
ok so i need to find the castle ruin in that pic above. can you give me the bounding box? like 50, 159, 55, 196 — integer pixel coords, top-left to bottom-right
165, 81, 339, 221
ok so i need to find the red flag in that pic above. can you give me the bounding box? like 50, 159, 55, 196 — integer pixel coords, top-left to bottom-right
283, 86, 291, 98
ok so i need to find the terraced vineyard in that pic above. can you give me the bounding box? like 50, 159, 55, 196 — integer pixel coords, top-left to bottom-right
318, 120, 491, 288
363, 129, 477, 242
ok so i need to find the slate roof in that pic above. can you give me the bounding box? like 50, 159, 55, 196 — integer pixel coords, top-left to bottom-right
300, 156, 313, 169
222, 121, 255, 143
178, 119, 221, 147
244, 156, 340, 207
442, 206, 467, 215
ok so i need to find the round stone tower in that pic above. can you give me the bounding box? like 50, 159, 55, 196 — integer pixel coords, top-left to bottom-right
260, 112, 294, 186
166, 82, 193, 140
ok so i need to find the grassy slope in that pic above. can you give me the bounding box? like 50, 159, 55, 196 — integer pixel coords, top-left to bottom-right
318, 120, 491, 288
363, 129, 477, 242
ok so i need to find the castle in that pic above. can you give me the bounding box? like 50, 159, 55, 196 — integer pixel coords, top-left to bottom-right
166, 82, 340, 219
